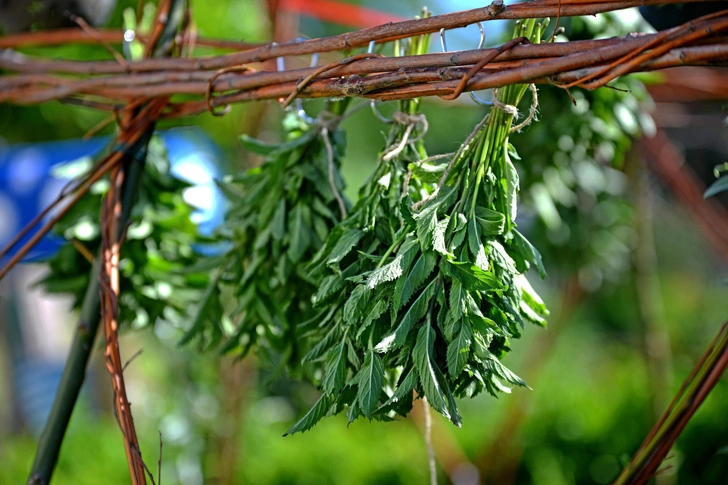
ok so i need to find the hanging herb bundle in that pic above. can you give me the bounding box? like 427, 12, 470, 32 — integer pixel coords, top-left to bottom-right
285, 29, 435, 433
287, 19, 549, 434
185, 101, 351, 372
40, 134, 211, 329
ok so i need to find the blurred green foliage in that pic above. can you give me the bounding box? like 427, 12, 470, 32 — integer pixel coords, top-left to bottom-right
38, 135, 212, 330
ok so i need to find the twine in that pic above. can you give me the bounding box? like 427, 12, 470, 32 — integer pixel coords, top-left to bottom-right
317, 111, 347, 219
381, 112, 428, 162
492, 83, 538, 133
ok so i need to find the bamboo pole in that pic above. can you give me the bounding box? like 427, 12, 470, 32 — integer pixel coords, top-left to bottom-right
26, 132, 152, 485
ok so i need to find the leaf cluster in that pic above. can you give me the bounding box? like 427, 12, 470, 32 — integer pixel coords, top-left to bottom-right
183, 102, 352, 375
39, 135, 212, 329
286, 20, 550, 434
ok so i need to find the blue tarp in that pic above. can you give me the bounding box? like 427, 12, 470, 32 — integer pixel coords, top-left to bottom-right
0, 127, 225, 261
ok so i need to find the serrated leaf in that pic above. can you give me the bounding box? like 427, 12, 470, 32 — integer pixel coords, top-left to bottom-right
323, 341, 347, 394
431, 356, 462, 427
327, 229, 365, 266
515, 274, 548, 315
287, 203, 312, 263
313, 274, 343, 306
347, 340, 361, 368
366, 242, 411, 289
413, 324, 450, 420
370, 237, 419, 296
377, 279, 436, 353
465, 293, 498, 336
393, 251, 437, 312
356, 350, 385, 419
347, 400, 362, 425
441, 260, 501, 292
357, 298, 388, 340
302, 325, 339, 362
400, 196, 416, 227
432, 217, 451, 256
343, 284, 370, 325
447, 321, 473, 377
271, 199, 286, 241
444, 281, 465, 340
415, 209, 437, 250
284, 394, 335, 436
511, 229, 546, 279
483, 352, 529, 389
520, 301, 547, 326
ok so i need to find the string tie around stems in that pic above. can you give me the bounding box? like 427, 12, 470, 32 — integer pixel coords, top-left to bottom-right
492, 83, 538, 133
381, 111, 428, 162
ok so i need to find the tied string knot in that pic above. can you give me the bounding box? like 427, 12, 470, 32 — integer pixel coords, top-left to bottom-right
492, 84, 539, 133
381, 111, 429, 162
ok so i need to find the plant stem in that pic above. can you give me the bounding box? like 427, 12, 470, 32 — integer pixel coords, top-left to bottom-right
612, 322, 728, 485
26, 131, 152, 485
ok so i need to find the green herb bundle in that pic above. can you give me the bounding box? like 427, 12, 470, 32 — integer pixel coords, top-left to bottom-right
186, 101, 351, 371
288, 20, 549, 434
40, 134, 211, 329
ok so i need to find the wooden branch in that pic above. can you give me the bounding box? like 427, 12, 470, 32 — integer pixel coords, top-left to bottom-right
0, 0, 718, 76
1, 10, 726, 112
613, 322, 728, 485
0, 28, 264, 50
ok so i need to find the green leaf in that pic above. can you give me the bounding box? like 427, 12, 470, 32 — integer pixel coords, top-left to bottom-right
413, 324, 450, 421
413, 186, 458, 250
400, 196, 416, 227
444, 281, 464, 338
271, 199, 286, 241
431, 357, 462, 427
356, 350, 385, 419
343, 284, 370, 325
441, 260, 500, 292
447, 321, 473, 377
313, 274, 343, 306
516, 274, 548, 315
474, 206, 505, 236
511, 229, 545, 278
432, 217, 451, 256
465, 293, 498, 336
411, 158, 447, 183
240, 134, 279, 155
357, 298, 388, 340
327, 229, 365, 266
393, 251, 437, 312
483, 352, 529, 389
367, 253, 405, 289
415, 208, 437, 251
284, 394, 335, 436
347, 399, 362, 425
302, 325, 339, 362
287, 203, 312, 263
323, 341, 347, 394
377, 279, 436, 353
705, 175, 728, 199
